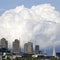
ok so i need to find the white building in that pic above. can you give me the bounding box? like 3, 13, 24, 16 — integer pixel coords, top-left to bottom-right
52, 45, 56, 57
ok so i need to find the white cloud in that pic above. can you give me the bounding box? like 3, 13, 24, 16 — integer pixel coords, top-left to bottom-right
0, 4, 60, 49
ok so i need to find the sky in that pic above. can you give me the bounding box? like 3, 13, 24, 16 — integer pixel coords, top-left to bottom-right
0, 0, 60, 15
0, 0, 60, 55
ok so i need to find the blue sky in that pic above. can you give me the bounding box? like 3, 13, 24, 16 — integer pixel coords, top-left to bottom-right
0, 0, 60, 15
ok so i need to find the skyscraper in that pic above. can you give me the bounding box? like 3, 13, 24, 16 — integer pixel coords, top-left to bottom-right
13, 39, 20, 55
0, 38, 8, 49
35, 45, 40, 54
53, 45, 56, 57
24, 42, 33, 54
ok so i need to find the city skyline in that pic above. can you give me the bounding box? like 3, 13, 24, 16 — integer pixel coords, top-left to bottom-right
0, 0, 60, 55
0, 37, 59, 56
0, 38, 41, 54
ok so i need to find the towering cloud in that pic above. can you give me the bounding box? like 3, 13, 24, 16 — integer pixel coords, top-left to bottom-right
0, 4, 60, 49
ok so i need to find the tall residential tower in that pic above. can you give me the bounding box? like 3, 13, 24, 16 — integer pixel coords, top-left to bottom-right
24, 42, 33, 54
0, 38, 8, 49
13, 39, 20, 55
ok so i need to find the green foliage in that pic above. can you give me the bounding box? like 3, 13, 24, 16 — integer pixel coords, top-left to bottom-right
14, 57, 20, 60
3, 57, 60, 60
50, 57, 59, 60
57, 58, 60, 60
6, 57, 11, 60
14, 57, 41, 60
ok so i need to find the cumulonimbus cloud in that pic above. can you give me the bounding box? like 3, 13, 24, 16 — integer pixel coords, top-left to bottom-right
0, 4, 60, 49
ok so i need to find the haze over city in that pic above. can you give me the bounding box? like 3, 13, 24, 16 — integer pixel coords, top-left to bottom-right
0, 0, 60, 53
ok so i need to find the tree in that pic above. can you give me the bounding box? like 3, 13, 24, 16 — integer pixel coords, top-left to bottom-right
6, 57, 11, 60
50, 57, 58, 60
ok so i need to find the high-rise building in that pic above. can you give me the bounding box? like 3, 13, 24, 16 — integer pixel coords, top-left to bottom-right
0, 38, 8, 49
35, 45, 40, 54
13, 39, 20, 55
53, 45, 56, 57
24, 42, 33, 54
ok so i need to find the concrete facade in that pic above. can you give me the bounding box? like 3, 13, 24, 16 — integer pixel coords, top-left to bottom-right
13, 39, 20, 55
24, 42, 33, 54
0, 38, 8, 49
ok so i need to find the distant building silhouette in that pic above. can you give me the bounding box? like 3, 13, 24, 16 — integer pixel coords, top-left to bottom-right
56, 52, 60, 58
24, 42, 33, 54
13, 39, 20, 55
0, 38, 8, 49
35, 45, 40, 54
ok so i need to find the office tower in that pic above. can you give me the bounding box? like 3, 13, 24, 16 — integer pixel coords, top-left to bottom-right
53, 45, 56, 57
13, 39, 20, 55
0, 38, 8, 49
24, 42, 33, 54
35, 45, 40, 54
